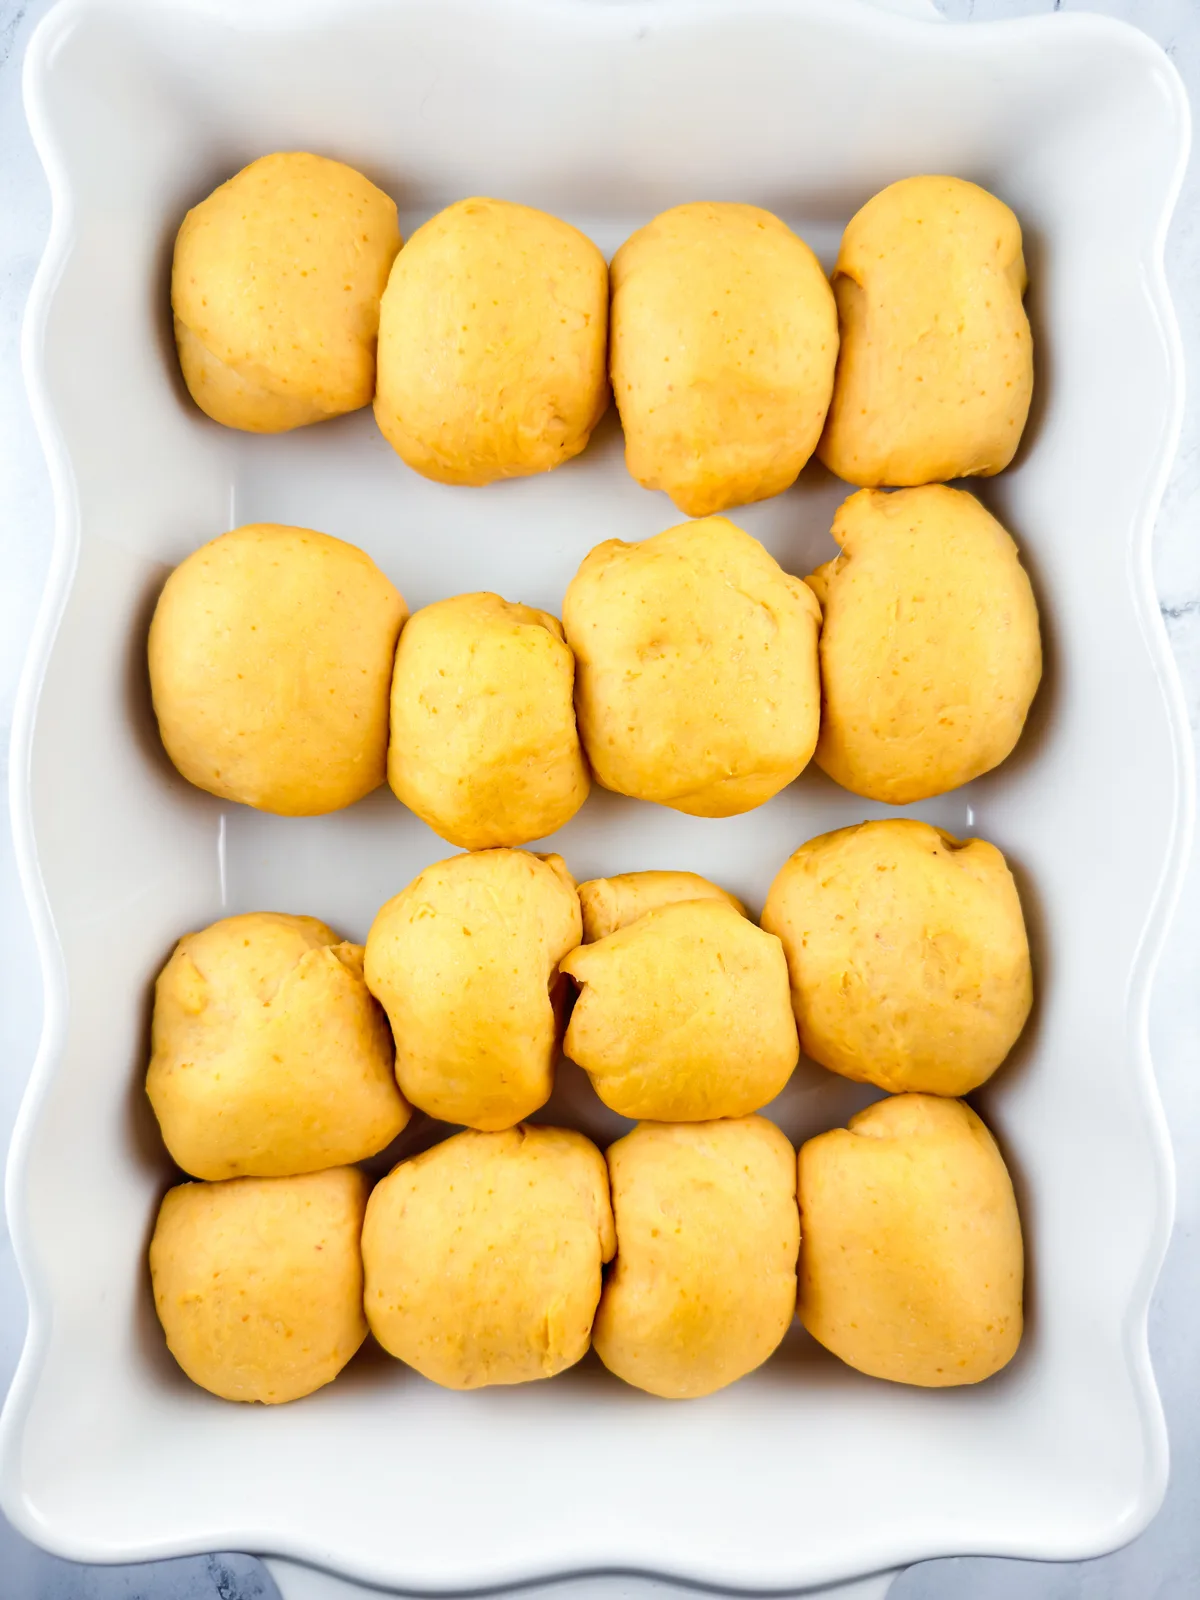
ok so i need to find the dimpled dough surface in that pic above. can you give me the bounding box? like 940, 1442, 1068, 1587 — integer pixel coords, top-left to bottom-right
798, 1095, 1024, 1387
562, 899, 799, 1121
172, 152, 401, 432
761, 819, 1032, 1097
807, 485, 1041, 804
149, 1167, 369, 1404
148, 523, 408, 816
364, 850, 582, 1130
576, 870, 745, 943
361, 1125, 616, 1389
563, 517, 822, 817
373, 198, 608, 484
818, 175, 1033, 487
610, 202, 838, 516
146, 913, 409, 1181
593, 1118, 799, 1399
387, 592, 589, 849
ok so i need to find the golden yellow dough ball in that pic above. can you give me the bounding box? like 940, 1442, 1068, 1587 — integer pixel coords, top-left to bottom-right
172, 152, 400, 432
563, 516, 822, 817
374, 198, 608, 484
364, 849, 581, 1130
562, 899, 798, 1121
576, 870, 745, 943
362, 1125, 615, 1389
610, 202, 838, 515
593, 1117, 799, 1399
808, 485, 1041, 804
798, 1095, 1024, 1386
387, 592, 589, 849
761, 819, 1032, 1097
818, 175, 1033, 487
149, 1167, 368, 1403
146, 912, 409, 1181
148, 523, 407, 816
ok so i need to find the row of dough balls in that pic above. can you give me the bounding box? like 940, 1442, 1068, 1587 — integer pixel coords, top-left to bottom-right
146, 824, 1032, 1186
173, 153, 1033, 510
150, 1099, 1024, 1404
148, 486, 1043, 830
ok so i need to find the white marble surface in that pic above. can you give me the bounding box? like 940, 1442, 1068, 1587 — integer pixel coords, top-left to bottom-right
1, 0, 1198, 1595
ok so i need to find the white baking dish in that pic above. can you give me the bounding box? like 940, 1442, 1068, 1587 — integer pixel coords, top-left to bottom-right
2, 1, 1190, 1596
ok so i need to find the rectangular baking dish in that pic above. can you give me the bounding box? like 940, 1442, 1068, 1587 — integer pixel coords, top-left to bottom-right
3, 0, 1191, 1592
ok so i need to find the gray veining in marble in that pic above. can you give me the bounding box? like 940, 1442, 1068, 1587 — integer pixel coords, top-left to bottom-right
1, 0, 1198, 1595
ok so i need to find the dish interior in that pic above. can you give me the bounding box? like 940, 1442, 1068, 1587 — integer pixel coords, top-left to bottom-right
4, 0, 1187, 1587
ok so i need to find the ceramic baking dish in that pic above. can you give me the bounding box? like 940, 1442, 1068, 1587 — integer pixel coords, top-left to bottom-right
2, 2, 1191, 1597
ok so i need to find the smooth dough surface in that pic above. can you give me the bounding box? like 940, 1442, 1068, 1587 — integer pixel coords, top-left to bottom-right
564, 517, 822, 816
808, 485, 1041, 804
364, 849, 581, 1129
610, 203, 838, 515
388, 592, 589, 849
798, 1095, 1023, 1386
562, 899, 798, 1120
149, 523, 407, 816
362, 1125, 615, 1389
150, 1167, 368, 1403
172, 152, 400, 432
147, 912, 409, 1180
374, 198, 608, 484
593, 1118, 799, 1399
577, 870, 745, 943
818, 175, 1033, 487
761, 819, 1032, 1096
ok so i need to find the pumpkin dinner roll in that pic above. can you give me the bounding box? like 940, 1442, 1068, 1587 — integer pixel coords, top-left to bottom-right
149, 522, 407, 816
374, 197, 608, 484
150, 1167, 369, 1404
762, 819, 1032, 1097
562, 897, 798, 1121
807, 485, 1041, 805
610, 202, 838, 514
576, 870, 745, 943
172, 151, 400, 432
147, 912, 408, 1180
387, 592, 589, 849
593, 1117, 799, 1399
818, 175, 1033, 487
564, 516, 821, 816
362, 1125, 615, 1389
798, 1095, 1024, 1386
364, 849, 581, 1129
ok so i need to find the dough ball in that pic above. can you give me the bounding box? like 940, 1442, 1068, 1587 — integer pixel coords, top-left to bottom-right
387, 592, 589, 849
564, 516, 821, 816
577, 870, 744, 943
150, 1167, 368, 1403
808, 486, 1041, 804
172, 152, 400, 432
818, 175, 1033, 487
562, 900, 798, 1120
593, 1118, 799, 1399
147, 912, 409, 1180
364, 849, 581, 1129
610, 203, 838, 515
148, 523, 407, 815
762, 819, 1031, 1096
798, 1095, 1023, 1386
362, 1125, 615, 1389
374, 198, 608, 484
